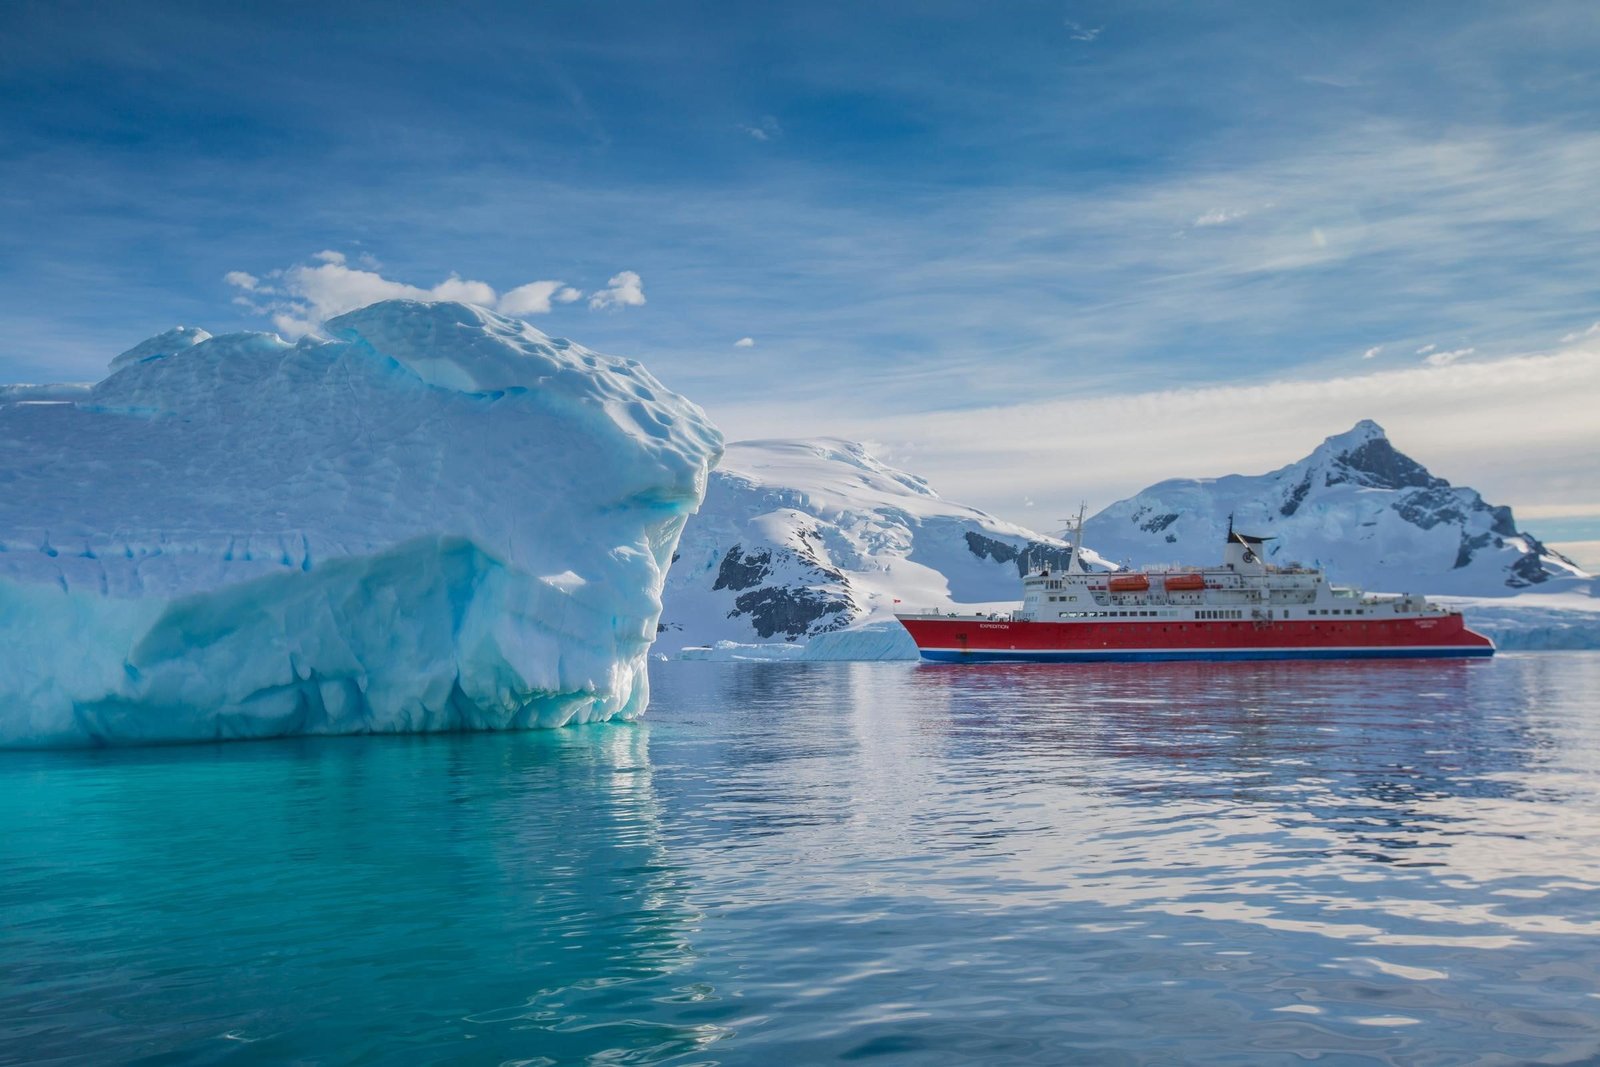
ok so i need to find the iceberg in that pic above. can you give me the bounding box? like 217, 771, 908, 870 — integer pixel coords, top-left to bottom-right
0, 300, 721, 747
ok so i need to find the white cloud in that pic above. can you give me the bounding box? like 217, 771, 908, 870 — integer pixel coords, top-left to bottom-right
498, 280, 574, 316
1362, 345, 1383, 359
734, 337, 755, 348
1194, 208, 1247, 227
431, 276, 497, 306
1423, 346, 1474, 367
738, 116, 782, 141
1064, 21, 1101, 41
589, 270, 646, 310
1560, 322, 1600, 343
1516, 503, 1600, 520
271, 311, 307, 339
1415, 343, 1437, 355
226, 253, 601, 337
713, 343, 1600, 525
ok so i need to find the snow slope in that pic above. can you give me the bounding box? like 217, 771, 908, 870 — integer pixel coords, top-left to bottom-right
0, 300, 720, 747
1083, 420, 1588, 597
659, 438, 1109, 653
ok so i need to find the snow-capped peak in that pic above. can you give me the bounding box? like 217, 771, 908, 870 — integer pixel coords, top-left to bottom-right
1301, 419, 1443, 492
1083, 420, 1587, 596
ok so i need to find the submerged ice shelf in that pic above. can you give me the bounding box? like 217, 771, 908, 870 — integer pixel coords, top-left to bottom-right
0, 300, 721, 747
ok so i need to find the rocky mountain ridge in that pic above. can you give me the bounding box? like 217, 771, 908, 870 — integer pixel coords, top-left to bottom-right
1082, 420, 1587, 596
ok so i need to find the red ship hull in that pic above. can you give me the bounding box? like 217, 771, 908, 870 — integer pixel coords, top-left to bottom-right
896, 614, 1494, 662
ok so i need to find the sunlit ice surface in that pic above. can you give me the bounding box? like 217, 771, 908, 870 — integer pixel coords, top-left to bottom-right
3, 653, 1599, 1064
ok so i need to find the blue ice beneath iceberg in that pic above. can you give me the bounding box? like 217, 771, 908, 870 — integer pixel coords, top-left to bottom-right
0, 301, 721, 747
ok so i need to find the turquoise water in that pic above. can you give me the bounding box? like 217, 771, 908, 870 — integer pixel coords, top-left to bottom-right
4, 654, 1600, 1065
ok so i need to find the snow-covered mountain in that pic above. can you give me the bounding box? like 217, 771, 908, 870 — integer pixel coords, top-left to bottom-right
660, 439, 1109, 650
1083, 420, 1588, 597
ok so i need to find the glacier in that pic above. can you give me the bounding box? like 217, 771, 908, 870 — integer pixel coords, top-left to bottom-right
0, 300, 721, 747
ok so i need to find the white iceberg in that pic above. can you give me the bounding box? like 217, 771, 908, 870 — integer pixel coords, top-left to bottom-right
0, 300, 721, 747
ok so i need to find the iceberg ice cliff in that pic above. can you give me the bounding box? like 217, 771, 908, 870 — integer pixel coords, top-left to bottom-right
0, 300, 721, 747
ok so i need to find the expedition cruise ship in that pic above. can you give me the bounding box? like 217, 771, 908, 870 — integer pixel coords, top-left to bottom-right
895, 519, 1494, 662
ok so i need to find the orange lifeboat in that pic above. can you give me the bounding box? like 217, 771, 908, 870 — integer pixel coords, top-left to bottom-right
1163, 574, 1206, 592
1108, 574, 1151, 593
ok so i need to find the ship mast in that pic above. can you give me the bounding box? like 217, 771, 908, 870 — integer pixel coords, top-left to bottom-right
1066, 501, 1087, 574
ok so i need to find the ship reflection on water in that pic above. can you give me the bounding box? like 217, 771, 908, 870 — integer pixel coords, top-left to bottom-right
901, 657, 1576, 869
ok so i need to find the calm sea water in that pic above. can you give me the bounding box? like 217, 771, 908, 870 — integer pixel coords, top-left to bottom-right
4, 654, 1600, 1066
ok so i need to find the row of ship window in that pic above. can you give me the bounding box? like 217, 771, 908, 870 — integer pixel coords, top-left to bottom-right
1047, 607, 1370, 620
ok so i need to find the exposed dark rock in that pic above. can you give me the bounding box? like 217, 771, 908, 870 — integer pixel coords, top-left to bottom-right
1488, 505, 1517, 538
1393, 487, 1467, 530
1454, 531, 1492, 570
1507, 551, 1551, 587
1326, 438, 1446, 491
1140, 512, 1180, 533
964, 531, 1083, 576
713, 546, 772, 591
728, 586, 851, 640
1280, 476, 1312, 517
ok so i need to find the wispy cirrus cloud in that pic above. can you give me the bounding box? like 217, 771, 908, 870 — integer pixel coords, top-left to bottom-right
738, 116, 782, 142
1193, 208, 1249, 227
1424, 347, 1475, 367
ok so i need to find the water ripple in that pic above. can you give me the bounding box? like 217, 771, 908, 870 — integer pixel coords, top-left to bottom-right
2, 654, 1599, 1063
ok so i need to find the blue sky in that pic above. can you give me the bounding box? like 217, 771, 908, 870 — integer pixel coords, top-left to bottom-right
3, 1, 1598, 553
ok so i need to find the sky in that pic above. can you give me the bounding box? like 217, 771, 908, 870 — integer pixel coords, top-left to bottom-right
2, 1, 1598, 563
